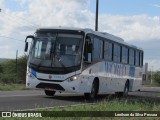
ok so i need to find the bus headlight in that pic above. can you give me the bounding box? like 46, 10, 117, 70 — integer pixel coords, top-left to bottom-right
70, 76, 78, 81
27, 72, 36, 79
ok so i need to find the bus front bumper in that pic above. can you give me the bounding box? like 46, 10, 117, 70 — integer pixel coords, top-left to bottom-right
26, 74, 92, 93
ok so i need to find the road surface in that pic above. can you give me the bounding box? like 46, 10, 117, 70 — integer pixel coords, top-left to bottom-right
0, 87, 159, 111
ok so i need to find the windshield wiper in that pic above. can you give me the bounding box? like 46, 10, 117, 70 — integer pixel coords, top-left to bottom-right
55, 55, 69, 72
49, 35, 69, 72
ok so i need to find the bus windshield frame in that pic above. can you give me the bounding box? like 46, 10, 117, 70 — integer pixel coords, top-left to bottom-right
28, 31, 84, 74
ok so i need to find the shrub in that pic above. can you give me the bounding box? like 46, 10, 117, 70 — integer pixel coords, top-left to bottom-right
0, 55, 27, 84
0, 73, 17, 84
153, 72, 160, 85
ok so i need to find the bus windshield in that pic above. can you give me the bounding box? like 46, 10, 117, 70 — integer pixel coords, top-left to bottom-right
29, 33, 83, 70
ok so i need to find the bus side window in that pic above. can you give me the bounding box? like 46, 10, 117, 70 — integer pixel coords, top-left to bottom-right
113, 44, 120, 63
122, 46, 128, 64
104, 41, 113, 61
93, 37, 103, 61
135, 50, 140, 66
129, 49, 135, 65
140, 52, 143, 67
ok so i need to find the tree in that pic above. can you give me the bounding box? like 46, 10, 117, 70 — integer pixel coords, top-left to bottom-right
0, 64, 3, 73
17, 55, 28, 83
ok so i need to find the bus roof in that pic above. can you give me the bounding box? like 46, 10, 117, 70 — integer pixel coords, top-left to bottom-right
37, 27, 143, 51
83, 29, 143, 51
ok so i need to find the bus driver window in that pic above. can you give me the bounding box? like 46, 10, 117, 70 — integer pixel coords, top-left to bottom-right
84, 36, 93, 63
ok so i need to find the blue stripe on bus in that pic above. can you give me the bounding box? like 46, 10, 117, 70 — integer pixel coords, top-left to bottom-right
129, 66, 135, 77
31, 69, 37, 77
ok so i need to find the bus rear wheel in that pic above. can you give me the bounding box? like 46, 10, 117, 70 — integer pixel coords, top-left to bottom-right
84, 80, 98, 100
123, 81, 129, 97
116, 81, 129, 97
44, 90, 56, 96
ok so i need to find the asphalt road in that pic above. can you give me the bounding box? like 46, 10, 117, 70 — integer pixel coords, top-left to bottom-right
0, 87, 160, 111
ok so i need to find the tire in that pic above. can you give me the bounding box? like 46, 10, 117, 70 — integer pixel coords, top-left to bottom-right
115, 92, 123, 97
115, 81, 129, 97
44, 90, 56, 96
123, 81, 129, 97
84, 80, 98, 100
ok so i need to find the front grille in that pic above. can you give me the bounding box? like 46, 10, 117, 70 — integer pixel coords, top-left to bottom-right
38, 78, 64, 82
36, 83, 65, 91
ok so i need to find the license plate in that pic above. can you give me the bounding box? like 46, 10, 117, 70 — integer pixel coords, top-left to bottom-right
45, 88, 54, 91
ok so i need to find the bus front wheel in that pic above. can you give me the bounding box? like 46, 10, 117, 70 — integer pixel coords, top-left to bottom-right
44, 90, 56, 96
84, 80, 98, 100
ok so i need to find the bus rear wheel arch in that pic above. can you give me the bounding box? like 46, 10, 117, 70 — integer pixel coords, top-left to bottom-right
115, 80, 130, 97
84, 78, 99, 100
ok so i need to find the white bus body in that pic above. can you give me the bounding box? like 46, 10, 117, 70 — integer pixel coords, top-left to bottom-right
25, 27, 143, 99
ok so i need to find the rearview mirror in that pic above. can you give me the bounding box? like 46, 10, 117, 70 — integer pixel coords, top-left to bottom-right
24, 35, 34, 52
25, 35, 35, 42
24, 42, 28, 52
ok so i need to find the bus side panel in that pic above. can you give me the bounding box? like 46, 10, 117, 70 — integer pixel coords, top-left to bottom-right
98, 77, 126, 94
129, 67, 142, 91
81, 61, 143, 94
78, 75, 95, 93
81, 62, 128, 94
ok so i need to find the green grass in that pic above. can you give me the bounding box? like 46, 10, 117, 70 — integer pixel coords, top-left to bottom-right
144, 83, 160, 87
143, 78, 160, 87
0, 84, 28, 91
143, 79, 160, 87
47, 99, 160, 111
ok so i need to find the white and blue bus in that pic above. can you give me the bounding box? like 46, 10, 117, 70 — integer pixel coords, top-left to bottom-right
25, 27, 143, 99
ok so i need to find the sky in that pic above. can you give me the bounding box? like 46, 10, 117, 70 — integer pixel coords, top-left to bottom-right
0, 0, 160, 71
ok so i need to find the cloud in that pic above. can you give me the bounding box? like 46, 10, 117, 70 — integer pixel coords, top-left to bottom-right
26, 0, 93, 28
129, 39, 160, 68
145, 59, 160, 71
0, 0, 93, 58
0, 0, 5, 9
153, 4, 160, 8
99, 14, 160, 42
0, 0, 160, 70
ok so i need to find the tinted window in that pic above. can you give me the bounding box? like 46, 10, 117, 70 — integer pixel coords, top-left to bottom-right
30, 34, 83, 68
34, 41, 42, 58
122, 46, 128, 64
93, 37, 103, 61
113, 44, 120, 63
140, 52, 143, 67
129, 49, 135, 65
104, 41, 113, 61
135, 51, 140, 66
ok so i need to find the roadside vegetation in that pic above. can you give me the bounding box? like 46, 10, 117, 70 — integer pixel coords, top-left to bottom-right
147, 71, 160, 87
49, 99, 160, 112
0, 55, 27, 90
0, 84, 28, 91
